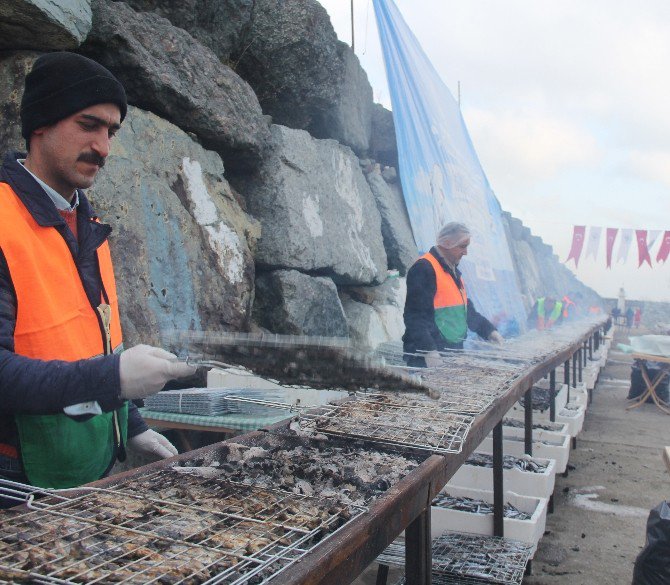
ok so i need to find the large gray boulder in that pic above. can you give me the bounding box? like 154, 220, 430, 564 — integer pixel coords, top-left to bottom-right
369, 103, 398, 169
340, 276, 406, 350
81, 0, 270, 173
0, 0, 92, 50
234, 124, 388, 285
253, 269, 349, 337
113, 0, 253, 60
0, 52, 35, 153
364, 165, 417, 275
234, 0, 373, 155
88, 106, 259, 346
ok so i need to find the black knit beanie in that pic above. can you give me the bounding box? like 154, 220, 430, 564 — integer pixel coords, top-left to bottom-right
20, 52, 127, 140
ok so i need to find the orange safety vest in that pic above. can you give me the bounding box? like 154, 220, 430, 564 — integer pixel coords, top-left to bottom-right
0, 182, 127, 488
422, 252, 468, 344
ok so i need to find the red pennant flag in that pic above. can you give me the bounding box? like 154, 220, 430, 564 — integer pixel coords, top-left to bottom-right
566, 226, 586, 267
657, 230, 670, 263
636, 230, 652, 267
605, 227, 618, 269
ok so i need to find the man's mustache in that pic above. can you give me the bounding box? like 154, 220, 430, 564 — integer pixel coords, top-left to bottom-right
77, 152, 106, 168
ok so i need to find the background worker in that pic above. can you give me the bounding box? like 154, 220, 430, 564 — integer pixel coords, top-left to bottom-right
0, 52, 196, 494
402, 222, 503, 368
528, 296, 564, 330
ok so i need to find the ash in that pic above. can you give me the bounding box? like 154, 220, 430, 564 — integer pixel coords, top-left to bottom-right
178, 432, 423, 507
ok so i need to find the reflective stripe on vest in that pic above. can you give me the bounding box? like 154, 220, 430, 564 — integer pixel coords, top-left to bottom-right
422, 252, 468, 344
537, 298, 563, 330
0, 182, 126, 488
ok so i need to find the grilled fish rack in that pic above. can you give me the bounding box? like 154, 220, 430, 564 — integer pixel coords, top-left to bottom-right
164, 331, 435, 397
0, 470, 364, 585
382, 531, 532, 585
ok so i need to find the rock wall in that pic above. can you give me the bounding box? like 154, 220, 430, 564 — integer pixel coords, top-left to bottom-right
0, 0, 602, 352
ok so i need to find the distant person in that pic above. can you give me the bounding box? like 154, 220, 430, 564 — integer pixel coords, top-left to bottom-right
634, 307, 642, 328
625, 306, 634, 329
528, 296, 563, 330
611, 306, 621, 325
561, 294, 578, 321
402, 222, 503, 368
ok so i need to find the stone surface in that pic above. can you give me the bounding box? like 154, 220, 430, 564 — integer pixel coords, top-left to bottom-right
234, 124, 387, 285
234, 0, 373, 154
0, 52, 35, 153
340, 276, 406, 350
87, 106, 259, 346
81, 0, 270, 173
500, 211, 601, 313
369, 103, 398, 169
0, 0, 92, 50
114, 0, 253, 60
253, 269, 348, 337
364, 165, 417, 276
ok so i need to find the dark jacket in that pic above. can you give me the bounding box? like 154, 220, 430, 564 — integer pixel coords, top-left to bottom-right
0, 153, 147, 480
402, 247, 496, 365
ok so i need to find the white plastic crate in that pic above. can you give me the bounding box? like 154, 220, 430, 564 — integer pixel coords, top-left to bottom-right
507, 398, 585, 438
431, 485, 548, 555
478, 434, 570, 474
449, 451, 556, 500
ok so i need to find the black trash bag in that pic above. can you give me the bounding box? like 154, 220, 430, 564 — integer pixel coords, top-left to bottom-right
632, 501, 670, 585
628, 364, 670, 403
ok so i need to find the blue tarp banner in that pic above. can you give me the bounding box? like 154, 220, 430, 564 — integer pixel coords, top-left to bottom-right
374, 0, 526, 336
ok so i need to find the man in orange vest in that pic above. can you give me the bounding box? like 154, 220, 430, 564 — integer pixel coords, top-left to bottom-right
0, 53, 196, 493
402, 222, 503, 368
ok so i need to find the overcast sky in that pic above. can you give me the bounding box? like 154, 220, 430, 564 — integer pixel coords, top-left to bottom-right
318, 0, 670, 303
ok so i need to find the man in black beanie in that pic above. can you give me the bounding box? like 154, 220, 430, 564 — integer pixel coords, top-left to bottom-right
0, 52, 195, 497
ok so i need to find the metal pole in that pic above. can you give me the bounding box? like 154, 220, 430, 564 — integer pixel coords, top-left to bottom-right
406, 509, 431, 585
549, 369, 556, 423
578, 345, 583, 384
524, 386, 533, 456
564, 358, 571, 403
493, 421, 504, 537
589, 336, 593, 360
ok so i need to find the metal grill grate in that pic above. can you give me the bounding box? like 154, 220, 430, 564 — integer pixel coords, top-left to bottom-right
382, 531, 532, 585
298, 395, 474, 454
0, 470, 364, 584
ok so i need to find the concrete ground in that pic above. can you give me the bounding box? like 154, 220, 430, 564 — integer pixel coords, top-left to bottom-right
353, 326, 669, 585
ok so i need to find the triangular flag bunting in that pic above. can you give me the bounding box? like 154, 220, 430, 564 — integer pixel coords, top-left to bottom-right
636, 230, 652, 267
566, 226, 586, 267
585, 226, 602, 261
605, 228, 618, 269
617, 229, 634, 263
656, 231, 670, 263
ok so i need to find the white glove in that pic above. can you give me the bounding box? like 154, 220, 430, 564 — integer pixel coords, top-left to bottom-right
128, 429, 178, 459
488, 331, 504, 345
119, 344, 197, 400
424, 350, 443, 368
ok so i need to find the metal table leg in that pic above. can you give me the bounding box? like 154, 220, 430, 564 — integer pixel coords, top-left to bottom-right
493, 421, 504, 537
524, 386, 533, 456
549, 369, 556, 423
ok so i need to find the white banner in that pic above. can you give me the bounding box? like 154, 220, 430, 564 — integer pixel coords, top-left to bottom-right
616, 228, 634, 263
647, 229, 662, 252
585, 226, 602, 261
